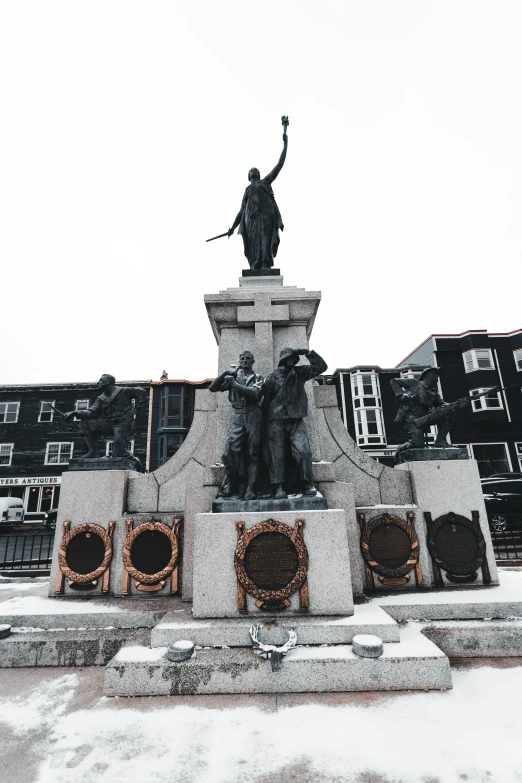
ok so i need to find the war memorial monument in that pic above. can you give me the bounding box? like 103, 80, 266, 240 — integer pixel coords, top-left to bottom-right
1, 117, 521, 695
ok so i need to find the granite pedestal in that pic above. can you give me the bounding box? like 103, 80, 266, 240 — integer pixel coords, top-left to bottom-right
192, 509, 354, 618
396, 459, 498, 587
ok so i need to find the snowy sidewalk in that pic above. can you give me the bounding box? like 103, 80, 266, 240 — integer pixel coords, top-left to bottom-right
1, 660, 522, 783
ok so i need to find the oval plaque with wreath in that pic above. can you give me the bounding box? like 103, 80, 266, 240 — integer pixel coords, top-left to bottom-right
122, 517, 181, 593
234, 518, 309, 612
358, 511, 423, 588
56, 520, 115, 594
424, 510, 491, 585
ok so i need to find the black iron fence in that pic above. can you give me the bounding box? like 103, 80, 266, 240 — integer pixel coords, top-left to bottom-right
491, 529, 522, 564
0, 528, 55, 571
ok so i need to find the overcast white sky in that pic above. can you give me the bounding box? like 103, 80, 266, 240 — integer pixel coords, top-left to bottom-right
1, 1, 520, 385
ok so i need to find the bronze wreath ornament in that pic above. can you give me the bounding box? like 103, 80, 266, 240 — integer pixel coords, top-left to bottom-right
56, 520, 115, 594
358, 511, 423, 588
234, 518, 309, 613
122, 517, 181, 594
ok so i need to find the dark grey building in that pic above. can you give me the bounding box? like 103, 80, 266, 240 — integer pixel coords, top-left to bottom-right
0, 380, 151, 520
331, 328, 522, 476
397, 329, 522, 476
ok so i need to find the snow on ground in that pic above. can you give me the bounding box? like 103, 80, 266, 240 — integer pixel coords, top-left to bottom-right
0, 596, 123, 614
0, 674, 78, 736
1, 665, 521, 783
0, 582, 47, 591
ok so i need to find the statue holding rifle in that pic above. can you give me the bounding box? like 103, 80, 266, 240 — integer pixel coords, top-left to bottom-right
48, 374, 145, 472
391, 368, 512, 465
207, 117, 289, 270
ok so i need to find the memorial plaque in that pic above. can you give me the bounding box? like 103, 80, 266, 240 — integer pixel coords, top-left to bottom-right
234, 518, 309, 613
425, 511, 490, 585
130, 529, 172, 575
244, 532, 299, 590
66, 531, 105, 575
435, 523, 478, 567
122, 518, 181, 594
368, 524, 411, 571
56, 521, 114, 594
358, 511, 423, 589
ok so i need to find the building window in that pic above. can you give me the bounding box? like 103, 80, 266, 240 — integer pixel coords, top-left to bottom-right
0, 402, 20, 423
514, 349, 522, 371
355, 409, 386, 445
74, 399, 90, 421
470, 388, 503, 412
38, 401, 55, 422
400, 369, 422, 380
516, 443, 522, 471
158, 433, 184, 466
106, 439, 134, 457
45, 442, 73, 465
159, 385, 193, 430
462, 349, 494, 372
26, 484, 60, 514
351, 372, 386, 445
0, 444, 13, 466
470, 443, 511, 477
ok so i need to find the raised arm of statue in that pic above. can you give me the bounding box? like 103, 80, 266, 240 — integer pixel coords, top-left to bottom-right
265, 134, 288, 184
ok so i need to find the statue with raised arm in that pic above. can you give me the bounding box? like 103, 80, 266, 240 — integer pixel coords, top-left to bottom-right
262, 347, 327, 499
207, 117, 289, 270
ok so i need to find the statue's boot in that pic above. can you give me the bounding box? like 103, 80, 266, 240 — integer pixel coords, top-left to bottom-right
274, 484, 287, 500
244, 464, 258, 501
224, 475, 241, 500
303, 484, 317, 496
82, 434, 99, 459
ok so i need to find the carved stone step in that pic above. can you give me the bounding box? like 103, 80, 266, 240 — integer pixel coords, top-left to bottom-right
0, 628, 149, 667
151, 604, 399, 648
104, 626, 451, 696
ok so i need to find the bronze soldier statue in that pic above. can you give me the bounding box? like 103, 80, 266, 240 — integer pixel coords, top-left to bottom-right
392, 369, 451, 464
262, 347, 327, 499
391, 368, 505, 464
210, 351, 264, 500
63, 374, 145, 465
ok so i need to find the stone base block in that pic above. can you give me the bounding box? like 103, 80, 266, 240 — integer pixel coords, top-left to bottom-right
104, 626, 451, 696
212, 493, 328, 514
241, 268, 281, 277
397, 447, 468, 464
422, 620, 522, 657
0, 628, 144, 667
151, 604, 399, 648
192, 509, 354, 618
68, 456, 143, 472
396, 459, 499, 587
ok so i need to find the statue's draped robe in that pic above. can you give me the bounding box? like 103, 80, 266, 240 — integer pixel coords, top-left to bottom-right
238, 178, 284, 269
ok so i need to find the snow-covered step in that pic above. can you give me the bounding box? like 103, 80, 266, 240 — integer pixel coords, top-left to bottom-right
374, 571, 522, 622
0, 595, 167, 629
0, 627, 148, 667
151, 604, 399, 648
422, 619, 522, 657
105, 626, 451, 696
